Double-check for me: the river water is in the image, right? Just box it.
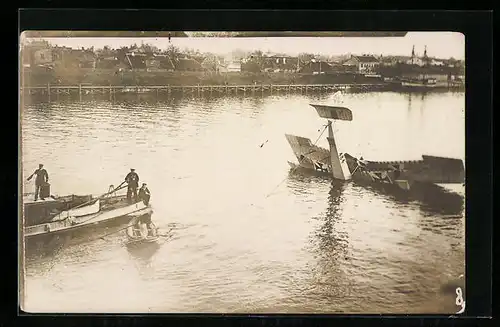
[21,90,465,314]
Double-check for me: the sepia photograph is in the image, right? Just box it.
[19,31,466,314]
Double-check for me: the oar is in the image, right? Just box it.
[156,227,173,238]
[98,224,172,242]
[97,222,136,241]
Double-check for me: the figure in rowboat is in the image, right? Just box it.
[126,183,158,242]
[127,213,158,241]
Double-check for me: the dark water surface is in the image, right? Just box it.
[21,91,465,313]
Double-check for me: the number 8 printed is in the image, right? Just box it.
[455,287,465,314]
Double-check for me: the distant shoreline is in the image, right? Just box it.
[22,69,464,91]
[23,69,384,87]
[21,84,464,102]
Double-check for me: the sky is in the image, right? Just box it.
[25,32,465,60]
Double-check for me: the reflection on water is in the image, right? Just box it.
[22,91,465,313]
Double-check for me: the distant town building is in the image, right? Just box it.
[406,45,431,67]
[299,60,333,74]
[125,52,147,69]
[201,55,228,73]
[50,47,96,69]
[329,62,356,73]
[145,58,161,70]
[342,55,380,73]
[22,40,53,68]
[96,56,122,70]
[430,59,445,66]
[148,54,175,71]
[378,55,401,67]
[33,48,53,66]
[261,56,299,72]
[174,58,203,72]
[226,61,241,72]
[143,54,175,71]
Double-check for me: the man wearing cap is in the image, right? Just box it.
[138,183,151,205]
[27,164,49,201]
[124,168,140,202]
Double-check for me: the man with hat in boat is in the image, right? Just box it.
[27,164,49,201]
[124,168,140,203]
[138,183,151,205]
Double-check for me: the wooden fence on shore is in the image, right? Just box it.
[20,83,389,99]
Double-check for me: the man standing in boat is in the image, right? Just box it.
[125,168,140,203]
[138,183,151,205]
[26,164,49,201]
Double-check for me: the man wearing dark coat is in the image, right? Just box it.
[138,183,151,206]
[27,164,49,201]
[125,168,140,202]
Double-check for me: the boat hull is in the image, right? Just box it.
[23,199,153,258]
[401,82,438,88]
[24,201,151,238]
[24,214,135,258]
[23,194,94,226]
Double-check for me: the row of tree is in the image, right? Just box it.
[24,39,344,66]
[23,39,464,76]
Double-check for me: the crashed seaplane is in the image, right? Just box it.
[285,104,465,208]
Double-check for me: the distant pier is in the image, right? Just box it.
[20,83,389,98]
[20,83,464,101]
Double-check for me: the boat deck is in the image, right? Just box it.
[23,194,57,205]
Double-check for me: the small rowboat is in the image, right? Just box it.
[125,221,159,246]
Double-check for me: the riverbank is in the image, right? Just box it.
[23,68,387,87]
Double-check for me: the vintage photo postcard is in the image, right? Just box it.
[19,31,466,314]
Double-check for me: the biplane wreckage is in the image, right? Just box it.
[285,104,465,209]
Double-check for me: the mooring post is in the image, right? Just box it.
[79,84,82,101]
[47,83,51,102]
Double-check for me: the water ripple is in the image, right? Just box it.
[22,92,465,314]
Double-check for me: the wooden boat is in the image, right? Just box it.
[401,78,437,87]
[23,184,153,241]
[23,193,94,227]
[125,218,159,246]
[399,77,439,90]
[285,104,465,209]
